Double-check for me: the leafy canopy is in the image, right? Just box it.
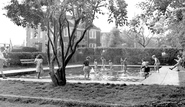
[4,0,128,29]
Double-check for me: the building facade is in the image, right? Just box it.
[26,22,101,52]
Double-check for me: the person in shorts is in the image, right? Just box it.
[83,56,91,79]
[152,55,160,73]
[141,61,150,79]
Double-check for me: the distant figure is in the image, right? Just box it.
[120,58,124,70]
[94,59,98,72]
[0,48,7,79]
[101,57,106,70]
[83,56,91,79]
[109,60,113,70]
[34,54,43,79]
[169,55,182,71]
[152,55,160,73]
[141,61,150,79]
[123,58,127,73]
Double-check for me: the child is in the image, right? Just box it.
[152,55,160,73]
[123,58,127,74]
[34,54,43,79]
[0,48,7,79]
[83,56,91,79]
[101,57,106,70]
[120,58,123,70]
[141,61,150,79]
[94,59,98,72]
[109,60,113,70]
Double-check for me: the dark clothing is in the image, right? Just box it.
[142,66,150,73]
[141,66,150,79]
[83,60,89,66]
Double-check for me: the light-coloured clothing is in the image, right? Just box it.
[0,52,6,68]
[34,58,43,73]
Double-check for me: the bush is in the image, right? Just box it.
[8,52,48,66]
[12,47,38,52]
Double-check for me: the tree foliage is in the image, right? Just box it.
[3,0,128,86]
[108,28,124,47]
[128,15,156,48]
[137,0,185,48]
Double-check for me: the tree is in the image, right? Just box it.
[128,15,155,48]
[4,0,128,86]
[137,0,185,48]
[108,27,124,47]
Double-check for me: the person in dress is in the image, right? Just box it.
[152,55,160,73]
[83,56,91,79]
[0,48,7,79]
[34,54,43,79]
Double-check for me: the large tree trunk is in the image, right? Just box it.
[49,60,66,86]
[49,68,66,86]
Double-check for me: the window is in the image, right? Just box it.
[89,30,96,39]
[89,43,96,48]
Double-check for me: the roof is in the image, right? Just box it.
[66,15,101,31]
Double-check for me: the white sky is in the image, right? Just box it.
[0,0,143,45]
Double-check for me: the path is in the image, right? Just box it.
[141,66,180,85]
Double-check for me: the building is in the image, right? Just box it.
[26,18,101,52]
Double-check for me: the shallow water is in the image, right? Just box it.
[14,67,146,82]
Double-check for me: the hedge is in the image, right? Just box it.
[8,52,48,66]
[71,48,181,65]
[7,48,181,66]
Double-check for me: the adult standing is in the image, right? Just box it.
[152,55,160,73]
[0,48,7,79]
[83,56,91,79]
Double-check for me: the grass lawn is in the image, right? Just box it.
[1,65,185,106]
[0,80,185,107]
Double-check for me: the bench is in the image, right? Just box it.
[20,59,35,65]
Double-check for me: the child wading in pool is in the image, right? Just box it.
[83,56,91,79]
[34,54,43,79]
[94,59,98,73]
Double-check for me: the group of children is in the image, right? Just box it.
[83,55,161,79]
